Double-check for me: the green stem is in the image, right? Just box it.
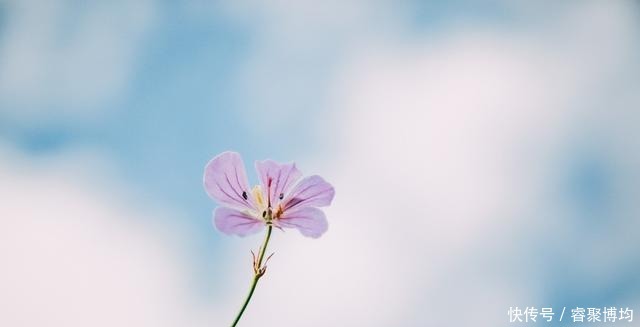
[230,225,273,327]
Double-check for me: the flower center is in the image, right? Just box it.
[251,184,285,221]
[251,185,273,222]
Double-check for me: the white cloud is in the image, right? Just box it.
[0,0,156,123]
[221,0,403,132]
[2,1,638,326]
[226,1,640,326]
[0,145,221,327]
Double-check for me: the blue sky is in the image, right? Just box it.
[1,1,640,326]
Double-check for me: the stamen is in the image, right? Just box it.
[267,177,273,208]
[275,205,283,219]
[242,191,248,200]
[251,185,264,207]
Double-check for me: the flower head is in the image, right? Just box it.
[204,151,335,238]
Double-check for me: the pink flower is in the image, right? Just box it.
[203,151,335,238]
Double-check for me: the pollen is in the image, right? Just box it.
[251,185,265,208]
[274,205,284,219]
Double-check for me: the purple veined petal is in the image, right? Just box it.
[204,151,255,210]
[255,159,302,207]
[213,207,265,237]
[282,175,335,211]
[277,207,328,238]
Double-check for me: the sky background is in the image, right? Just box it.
[1,1,639,326]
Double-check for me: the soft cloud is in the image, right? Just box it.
[2,1,638,326]
[0,0,155,123]
[227,1,640,326]
[221,0,402,132]
[0,146,219,327]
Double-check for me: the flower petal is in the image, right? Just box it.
[213,207,264,237]
[282,175,335,211]
[277,207,328,238]
[204,151,255,210]
[255,159,302,207]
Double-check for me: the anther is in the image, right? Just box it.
[242,191,248,200]
[279,193,284,200]
[262,210,266,218]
